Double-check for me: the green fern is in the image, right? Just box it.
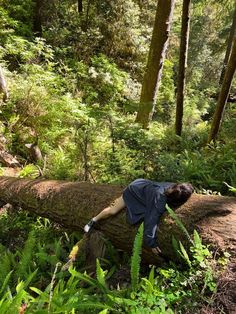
[0,271,12,298]
[98,310,109,314]
[0,272,36,313]
[96,259,108,291]
[171,235,180,254]
[166,205,193,244]
[131,223,144,291]
[193,230,202,250]
[68,268,98,288]
[16,230,36,280]
[148,266,155,286]
[179,241,192,267]
[19,164,40,179]
[54,238,64,260]
[0,252,12,288]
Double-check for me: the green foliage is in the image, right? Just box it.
[166,205,193,244]
[86,54,128,107]
[16,230,36,280]
[3,36,54,66]
[45,147,77,180]
[165,207,218,294]
[0,6,17,44]
[1,0,235,190]
[0,0,34,37]
[96,259,108,292]
[155,60,175,123]
[0,0,235,311]
[0,210,76,291]
[125,230,218,314]
[19,164,40,179]
[131,223,144,291]
[0,209,224,313]
[0,251,12,287]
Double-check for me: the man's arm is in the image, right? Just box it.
[143,189,166,250]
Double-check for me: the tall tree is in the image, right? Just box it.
[219,2,236,84]
[175,0,191,136]
[208,35,236,143]
[78,0,83,13]
[33,0,43,36]
[135,0,176,128]
[82,0,91,31]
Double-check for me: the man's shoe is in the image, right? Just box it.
[84,219,96,233]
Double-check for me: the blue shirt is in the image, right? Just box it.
[123,179,173,248]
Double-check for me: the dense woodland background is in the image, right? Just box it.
[0,0,236,313]
[0,0,235,191]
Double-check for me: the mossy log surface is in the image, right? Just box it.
[0,176,235,264]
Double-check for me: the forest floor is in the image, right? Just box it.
[215,258,236,314]
[0,202,236,313]
[201,256,236,314]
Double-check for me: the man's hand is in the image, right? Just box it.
[151,246,162,255]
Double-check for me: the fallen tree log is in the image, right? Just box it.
[0,176,235,264]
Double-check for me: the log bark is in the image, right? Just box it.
[0,176,235,264]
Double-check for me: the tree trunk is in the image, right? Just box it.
[175,0,191,136]
[78,0,83,13]
[82,0,91,31]
[219,3,236,85]
[135,0,176,128]
[208,35,236,143]
[33,0,43,37]
[0,176,235,264]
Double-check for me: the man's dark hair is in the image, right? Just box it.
[165,183,193,209]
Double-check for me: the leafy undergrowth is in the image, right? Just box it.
[0,207,229,314]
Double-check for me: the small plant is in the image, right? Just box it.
[19,164,40,179]
[224,182,236,193]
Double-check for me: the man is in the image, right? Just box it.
[84,179,193,255]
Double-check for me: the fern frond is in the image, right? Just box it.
[172,235,180,254]
[66,302,111,311]
[166,205,193,244]
[193,230,202,250]
[148,266,155,286]
[16,230,36,280]
[179,241,191,267]
[131,223,144,291]
[0,252,12,287]
[69,268,98,287]
[0,271,13,297]
[96,259,108,291]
